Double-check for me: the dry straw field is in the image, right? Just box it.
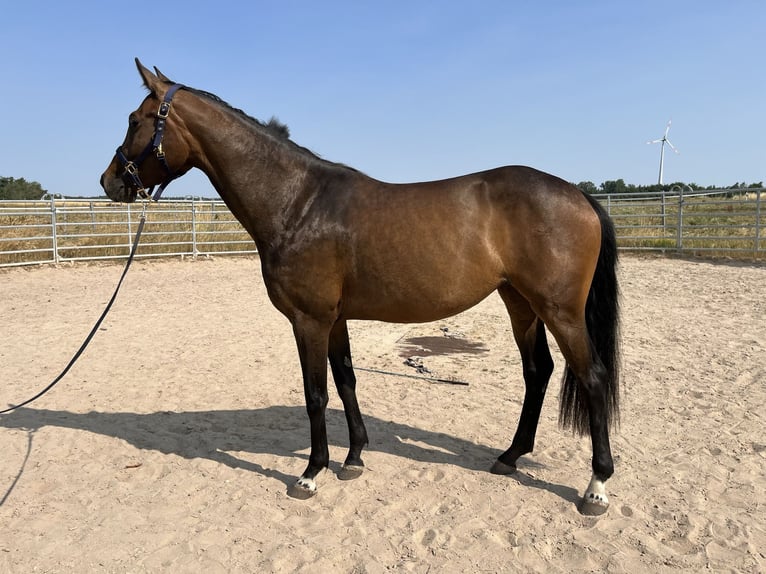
[0,200,255,266]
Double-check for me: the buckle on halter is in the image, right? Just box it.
[124,162,139,176]
[157,101,171,119]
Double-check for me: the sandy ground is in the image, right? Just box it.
[0,255,764,573]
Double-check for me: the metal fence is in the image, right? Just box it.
[0,197,256,268]
[1,189,763,268]
[594,187,763,259]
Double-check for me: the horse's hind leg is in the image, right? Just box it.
[544,314,615,516]
[491,285,554,475]
[328,318,369,480]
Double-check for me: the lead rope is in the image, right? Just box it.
[0,202,149,415]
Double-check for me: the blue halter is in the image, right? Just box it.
[115,83,184,201]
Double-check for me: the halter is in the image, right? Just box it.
[115,83,184,201]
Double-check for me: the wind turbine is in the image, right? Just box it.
[647,120,679,185]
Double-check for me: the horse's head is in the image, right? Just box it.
[100,59,192,202]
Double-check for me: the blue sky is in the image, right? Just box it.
[1,1,763,198]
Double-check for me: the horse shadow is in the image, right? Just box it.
[0,405,580,506]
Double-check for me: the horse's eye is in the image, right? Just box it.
[128,116,139,129]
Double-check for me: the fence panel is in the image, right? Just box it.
[0,198,257,268]
[594,189,763,259]
[0,200,56,267]
[1,190,763,268]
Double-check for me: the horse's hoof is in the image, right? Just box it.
[287,477,318,500]
[338,464,364,481]
[579,475,609,515]
[578,497,609,516]
[490,460,517,475]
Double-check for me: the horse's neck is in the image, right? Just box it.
[184,101,312,250]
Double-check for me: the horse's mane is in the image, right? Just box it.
[185,87,289,139]
[182,85,361,174]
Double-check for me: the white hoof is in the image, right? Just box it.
[288,476,318,500]
[579,474,610,516]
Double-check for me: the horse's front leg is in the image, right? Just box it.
[289,316,332,499]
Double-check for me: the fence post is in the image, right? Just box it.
[191,198,198,258]
[755,189,762,257]
[50,194,60,264]
[126,203,133,258]
[89,201,96,232]
[676,187,684,253]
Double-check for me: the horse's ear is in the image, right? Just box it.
[153,66,172,83]
[134,58,164,94]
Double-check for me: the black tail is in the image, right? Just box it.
[559,192,621,436]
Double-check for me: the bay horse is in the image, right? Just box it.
[101,60,621,515]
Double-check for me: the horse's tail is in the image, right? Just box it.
[559,192,621,436]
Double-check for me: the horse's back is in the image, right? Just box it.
[331,165,601,322]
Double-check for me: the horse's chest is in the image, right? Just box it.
[260,248,345,321]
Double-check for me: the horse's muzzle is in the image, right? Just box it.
[100,165,137,203]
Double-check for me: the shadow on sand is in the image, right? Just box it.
[0,405,580,507]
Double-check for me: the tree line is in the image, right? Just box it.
[0,176,48,200]
[576,179,764,195]
[2,174,763,201]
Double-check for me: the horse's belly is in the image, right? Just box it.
[342,267,501,323]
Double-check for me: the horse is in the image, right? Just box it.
[101,59,621,516]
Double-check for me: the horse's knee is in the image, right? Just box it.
[305,391,329,416]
